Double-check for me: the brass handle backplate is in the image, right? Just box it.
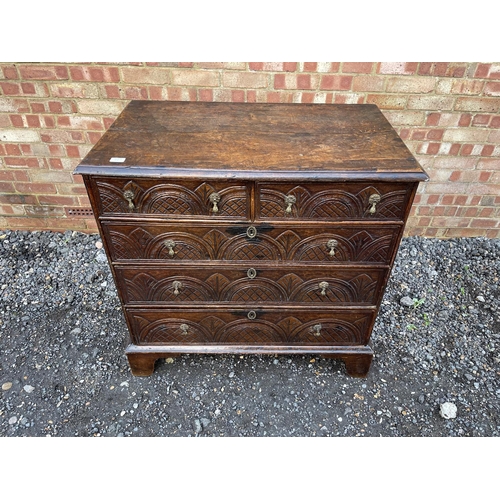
[209,192,221,213]
[311,324,322,336]
[165,239,176,257]
[247,310,257,320]
[326,239,338,257]
[368,194,381,214]
[180,324,189,335]
[123,189,135,210]
[284,194,296,214]
[173,280,182,296]
[318,281,329,296]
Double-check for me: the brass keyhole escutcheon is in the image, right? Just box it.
[246,226,257,239]
[247,310,257,320]
[284,194,296,215]
[247,268,257,279]
[209,192,221,213]
[123,189,135,210]
[173,280,182,296]
[165,239,176,257]
[369,193,381,214]
[318,281,329,296]
[326,239,338,257]
[312,324,322,336]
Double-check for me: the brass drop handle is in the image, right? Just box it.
[318,281,329,296]
[180,324,189,335]
[123,189,135,210]
[247,310,257,320]
[172,280,182,296]
[326,239,338,257]
[369,194,381,214]
[312,324,322,336]
[209,192,221,213]
[284,195,296,214]
[165,239,176,257]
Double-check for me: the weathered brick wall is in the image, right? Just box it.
[0,62,499,237]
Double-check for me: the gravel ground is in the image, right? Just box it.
[0,229,499,437]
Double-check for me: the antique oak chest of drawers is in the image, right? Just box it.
[75,101,428,377]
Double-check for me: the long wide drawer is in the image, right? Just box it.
[101,221,401,264]
[125,307,375,346]
[115,265,386,306]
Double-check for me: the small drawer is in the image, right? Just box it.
[256,182,412,221]
[125,308,375,346]
[92,177,251,219]
[115,265,386,305]
[102,221,401,264]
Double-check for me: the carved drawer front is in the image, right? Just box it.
[92,177,250,219]
[125,308,375,346]
[257,182,411,221]
[101,222,400,264]
[115,265,385,305]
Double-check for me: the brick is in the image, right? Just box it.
[342,62,373,73]
[366,94,407,109]
[123,86,148,99]
[15,182,57,194]
[40,130,86,143]
[0,82,21,95]
[442,128,490,142]
[474,63,490,78]
[470,218,498,228]
[352,75,385,92]
[386,76,436,93]
[1,64,18,79]
[407,95,454,110]
[77,99,127,115]
[477,158,500,170]
[197,62,246,70]
[29,170,73,183]
[166,87,196,101]
[455,97,500,113]
[297,74,313,89]
[445,228,487,238]
[171,70,219,87]
[198,89,213,101]
[447,79,485,95]
[9,114,25,127]
[484,82,500,96]
[69,65,120,82]
[482,145,495,156]
[378,62,418,75]
[320,75,352,90]
[471,114,491,127]
[18,64,69,80]
[120,67,170,84]
[0,129,40,142]
[382,110,425,127]
[50,83,100,98]
[303,63,317,72]
[223,72,268,88]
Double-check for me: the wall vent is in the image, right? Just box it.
[66,207,94,217]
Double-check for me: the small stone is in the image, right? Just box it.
[400,296,414,307]
[439,402,457,419]
[95,241,103,249]
[476,296,485,302]
[9,417,17,425]
[23,385,35,393]
[193,419,203,434]
[2,382,12,391]
[200,418,211,429]
[228,372,234,378]
[70,328,82,335]
[418,395,425,404]
[120,381,129,387]
[165,358,174,364]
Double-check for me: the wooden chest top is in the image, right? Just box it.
[75,101,428,182]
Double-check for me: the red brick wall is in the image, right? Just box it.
[1,62,499,237]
